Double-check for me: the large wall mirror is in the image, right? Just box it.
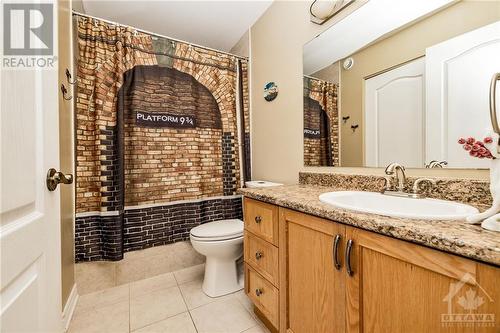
[303,0,500,168]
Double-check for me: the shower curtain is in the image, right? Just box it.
[303,76,339,166]
[74,16,250,262]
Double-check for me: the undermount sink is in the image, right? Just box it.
[319,191,479,221]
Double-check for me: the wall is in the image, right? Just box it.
[58,0,75,310]
[250,0,491,183]
[250,1,361,184]
[311,61,340,85]
[340,0,500,166]
[230,30,250,58]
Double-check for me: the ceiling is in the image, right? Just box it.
[80,0,273,52]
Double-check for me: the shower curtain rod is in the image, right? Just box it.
[72,11,248,61]
[303,74,323,80]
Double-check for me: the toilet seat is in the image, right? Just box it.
[190,219,243,242]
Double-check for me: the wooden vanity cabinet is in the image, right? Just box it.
[243,198,280,331]
[244,199,499,333]
[345,227,493,333]
[279,208,346,333]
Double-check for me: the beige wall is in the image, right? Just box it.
[230,30,250,58]
[71,0,85,13]
[311,61,340,85]
[250,0,492,183]
[250,1,363,184]
[340,0,500,166]
[58,0,75,309]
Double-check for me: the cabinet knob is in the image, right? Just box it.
[255,288,263,297]
[255,251,263,260]
[255,216,262,224]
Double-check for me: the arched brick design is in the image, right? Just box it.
[74,17,248,261]
[76,18,158,214]
[303,77,339,166]
[172,44,240,195]
[304,97,332,166]
[120,65,224,205]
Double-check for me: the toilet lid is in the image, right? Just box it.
[190,219,243,240]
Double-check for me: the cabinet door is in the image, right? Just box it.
[280,208,346,333]
[345,227,494,333]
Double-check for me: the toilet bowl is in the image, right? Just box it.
[190,219,244,297]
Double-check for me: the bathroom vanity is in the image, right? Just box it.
[240,178,500,333]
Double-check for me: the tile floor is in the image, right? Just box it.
[68,264,270,333]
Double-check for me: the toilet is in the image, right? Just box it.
[190,219,244,297]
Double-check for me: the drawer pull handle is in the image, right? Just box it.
[346,239,354,276]
[333,234,341,270]
[255,251,263,260]
[255,288,263,297]
[255,216,262,224]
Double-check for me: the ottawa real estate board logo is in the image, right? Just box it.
[2,2,57,68]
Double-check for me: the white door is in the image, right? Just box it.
[364,57,425,167]
[0,2,62,332]
[426,21,500,168]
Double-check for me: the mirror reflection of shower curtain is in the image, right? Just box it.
[303,76,339,167]
[73,15,250,262]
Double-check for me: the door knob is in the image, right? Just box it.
[46,168,73,191]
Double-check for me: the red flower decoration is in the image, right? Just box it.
[458,136,495,160]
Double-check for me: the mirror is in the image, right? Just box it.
[303,0,500,168]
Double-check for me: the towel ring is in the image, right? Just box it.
[490,73,500,134]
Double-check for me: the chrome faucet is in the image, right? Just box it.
[382,162,437,199]
[383,162,407,194]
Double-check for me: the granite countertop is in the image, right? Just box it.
[238,184,500,266]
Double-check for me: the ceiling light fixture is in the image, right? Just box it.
[310,0,356,25]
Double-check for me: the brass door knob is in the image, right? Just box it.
[255,216,262,224]
[46,168,73,191]
[255,251,263,260]
[255,288,263,297]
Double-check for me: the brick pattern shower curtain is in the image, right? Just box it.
[74,16,250,262]
[303,77,339,166]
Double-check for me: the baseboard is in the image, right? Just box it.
[61,284,79,332]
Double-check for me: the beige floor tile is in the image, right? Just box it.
[173,264,205,285]
[179,279,233,310]
[233,290,253,314]
[75,261,116,295]
[242,325,271,333]
[130,285,187,331]
[76,284,129,313]
[130,272,177,298]
[68,300,129,333]
[190,297,257,333]
[132,312,197,333]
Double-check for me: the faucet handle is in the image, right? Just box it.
[411,178,437,198]
[381,176,394,193]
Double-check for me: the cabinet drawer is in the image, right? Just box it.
[244,231,279,287]
[244,198,279,246]
[245,265,279,329]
